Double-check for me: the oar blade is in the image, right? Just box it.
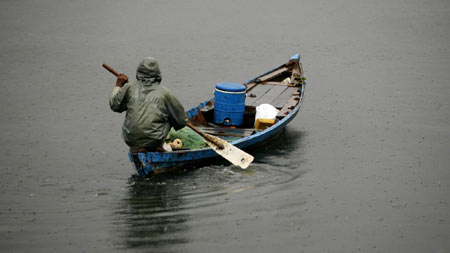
[204,134,254,169]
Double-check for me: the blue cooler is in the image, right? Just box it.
[214,82,246,126]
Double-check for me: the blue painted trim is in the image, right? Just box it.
[186,100,212,119]
[290,53,300,62]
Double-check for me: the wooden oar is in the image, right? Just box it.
[103,63,254,169]
[186,122,224,148]
[186,123,253,169]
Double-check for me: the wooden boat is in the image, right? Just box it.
[129,54,306,176]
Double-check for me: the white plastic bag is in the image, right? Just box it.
[255,104,279,123]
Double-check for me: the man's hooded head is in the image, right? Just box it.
[136,57,162,84]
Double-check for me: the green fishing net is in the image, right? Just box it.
[165,127,208,150]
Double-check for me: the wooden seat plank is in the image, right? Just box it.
[271,87,299,108]
[245,84,274,106]
[253,85,288,106]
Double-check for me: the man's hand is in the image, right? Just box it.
[116,74,129,87]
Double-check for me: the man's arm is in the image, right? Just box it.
[109,74,130,113]
[164,91,188,130]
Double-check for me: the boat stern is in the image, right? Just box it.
[128,152,152,177]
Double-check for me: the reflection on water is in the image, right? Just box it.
[113,128,306,251]
[114,176,190,251]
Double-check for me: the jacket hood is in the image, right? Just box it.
[136,57,162,84]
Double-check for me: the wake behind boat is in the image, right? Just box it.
[130,54,306,176]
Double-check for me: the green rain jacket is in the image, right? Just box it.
[110,57,188,149]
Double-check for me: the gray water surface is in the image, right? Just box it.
[1,0,449,252]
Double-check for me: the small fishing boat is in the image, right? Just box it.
[129,53,306,176]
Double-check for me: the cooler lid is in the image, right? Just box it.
[215,82,246,92]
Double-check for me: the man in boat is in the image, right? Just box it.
[109,57,188,153]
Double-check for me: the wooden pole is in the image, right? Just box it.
[102,63,120,77]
